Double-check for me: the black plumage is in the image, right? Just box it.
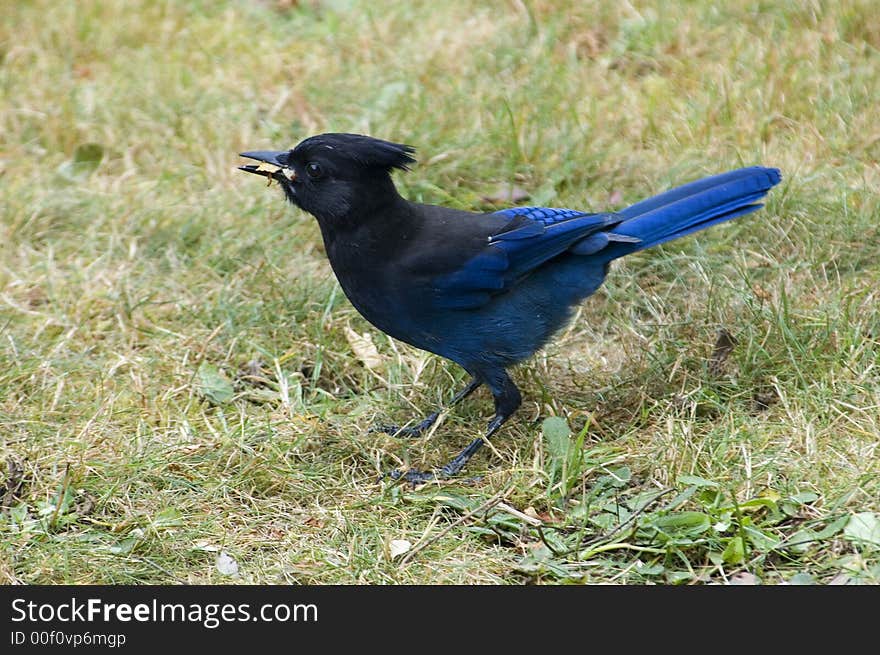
[240,133,781,482]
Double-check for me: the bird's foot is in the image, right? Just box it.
[371,412,440,438]
[384,468,483,486]
[383,438,486,485]
[386,468,438,485]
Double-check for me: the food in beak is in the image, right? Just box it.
[238,162,296,185]
[256,162,282,174]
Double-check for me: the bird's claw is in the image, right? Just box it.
[386,468,439,485]
[382,436,487,485]
[370,412,440,439]
[371,424,423,438]
[383,467,483,486]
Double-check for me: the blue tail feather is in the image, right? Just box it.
[603,166,781,260]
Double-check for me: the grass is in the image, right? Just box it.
[1,0,878,584]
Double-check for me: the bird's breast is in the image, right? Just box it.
[324,239,433,340]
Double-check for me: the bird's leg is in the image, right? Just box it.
[434,413,511,478]
[375,377,482,438]
[390,371,521,484]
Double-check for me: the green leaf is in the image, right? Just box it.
[653,511,711,531]
[421,492,477,512]
[735,497,779,513]
[843,512,880,548]
[36,485,76,528]
[541,416,571,473]
[665,570,694,584]
[151,507,183,530]
[56,142,105,183]
[663,485,698,512]
[608,465,631,485]
[108,528,144,555]
[785,515,849,552]
[676,474,720,488]
[719,495,781,521]
[785,529,816,554]
[72,143,104,173]
[790,491,820,504]
[787,572,815,585]
[722,536,745,564]
[637,562,664,576]
[589,512,619,531]
[196,361,234,404]
[8,502,31,529]
[650,511,711,542]
[743,523,780,551]
[814,514,849,540]
[109,536,140,555]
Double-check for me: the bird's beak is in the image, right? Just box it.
[238,150,296,183]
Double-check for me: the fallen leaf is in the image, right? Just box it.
[239,359,266,379]
[73,491,96,517]
[196,361,234,404]
[389,539,412,559]
[786,572,815,585]
[216,551,239,576]
[272,0,301,13]
[304,516,325,528]
[193,540,220,552]
[263,526,286,540]
[1,457,25,508]
[844,512,880,547]
[344,327,383,370]
[73,64,94,79]
[752,283,772,301]
[708,328,738,377]
[25,286,48,307]
[56,142,104,183]
[574,29,606,58]
[752,389,778,412]
[728,571,759,585]
[828,572,853,585]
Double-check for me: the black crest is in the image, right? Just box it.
[292,133,416,172]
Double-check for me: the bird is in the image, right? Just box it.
[239,133,781,483]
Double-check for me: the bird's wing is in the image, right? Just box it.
[430,207,635,310]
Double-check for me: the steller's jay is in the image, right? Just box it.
[239,133,781,483]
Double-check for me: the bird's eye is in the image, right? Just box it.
[306,162,323,179]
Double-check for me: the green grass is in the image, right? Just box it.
[1,0,878,584]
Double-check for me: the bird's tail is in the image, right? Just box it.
[603,166,782,260]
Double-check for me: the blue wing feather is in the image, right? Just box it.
[495,206,594,226]
[432,207,620,309]
[429,167,781,312]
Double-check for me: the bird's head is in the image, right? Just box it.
[239,133,415,225]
